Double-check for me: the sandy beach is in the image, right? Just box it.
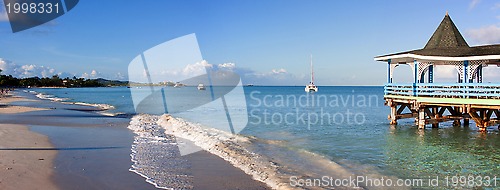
[0,91,270,190]
[0,95,57,190]
[0,94,47,114]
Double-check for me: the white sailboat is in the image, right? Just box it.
[197,83,206,90]
[305,55,318,93]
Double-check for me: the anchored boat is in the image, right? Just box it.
[197,83,206,90]
[305,55,318,92]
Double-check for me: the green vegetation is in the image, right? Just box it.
[0,69,128,88]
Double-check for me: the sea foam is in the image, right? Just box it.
[129,114,404,190]
[35,92,70,102]
[128,114,193,190]
[129,114,312,190]
[33,91,115,111]
[156,114,292,190]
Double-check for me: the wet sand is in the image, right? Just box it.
[186,151,269,190]
[0,95,57,190]
[0,94,48,114]
[0,90,270,189]
[0,124,59,190]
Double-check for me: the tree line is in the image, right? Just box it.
[0,69,128,88]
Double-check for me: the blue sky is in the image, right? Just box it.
[1,0,500,85]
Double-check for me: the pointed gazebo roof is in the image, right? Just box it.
[423,12,469,49]
[375,13,500,62]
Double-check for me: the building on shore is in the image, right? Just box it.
[375,12,500,131]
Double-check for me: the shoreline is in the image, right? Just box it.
[0,94,58,190]
[1,90,270,189]
[129,114,271,190]
[26,87,381,189]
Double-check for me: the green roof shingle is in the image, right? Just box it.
[423,13,469,49]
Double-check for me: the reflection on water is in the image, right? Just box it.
[385,123,499,185]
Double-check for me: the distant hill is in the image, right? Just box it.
[95,78,129,87]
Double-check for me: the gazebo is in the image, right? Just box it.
[375,12,500,131]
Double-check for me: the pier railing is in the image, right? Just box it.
[385,83,500,99]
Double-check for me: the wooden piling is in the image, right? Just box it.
[418,108,426,129]
[390,103,397,125]
[384,94,500,132]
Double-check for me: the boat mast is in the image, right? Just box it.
[310,54,314,84]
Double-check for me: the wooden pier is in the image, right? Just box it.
[384,83,500,131]
[375,12,500,131]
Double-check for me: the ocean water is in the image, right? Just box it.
[32,87,135,114]
[30,86,500,189]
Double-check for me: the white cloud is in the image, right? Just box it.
[0,58,57,78]
[218,63,236,69]
[182,60,212,76]
[466,25,500,45]
[80,73,88,78]
[81,69,105,79]
[178,61,304,85]
[131,59,303,85]
[1,57,304,85]
[469,0,481,10]
[144,60,214,82]
[0,58,130,81]
[57,72,76,79]
[271,68,287,74]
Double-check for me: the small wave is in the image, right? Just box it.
[70,102,115,110]
[128,114,194,190]
[99,112,133,118]
[128,114,328,189]
[35,93,70,102]
[156,114,293,189]
[32,91,115,112]
[129,114,407,190]
[129,114,311,189]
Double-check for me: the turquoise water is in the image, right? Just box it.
[31,86,500,188]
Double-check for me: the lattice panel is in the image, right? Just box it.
[468,60,488,80]
[470,60,488,65]
[417,62,433,81]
